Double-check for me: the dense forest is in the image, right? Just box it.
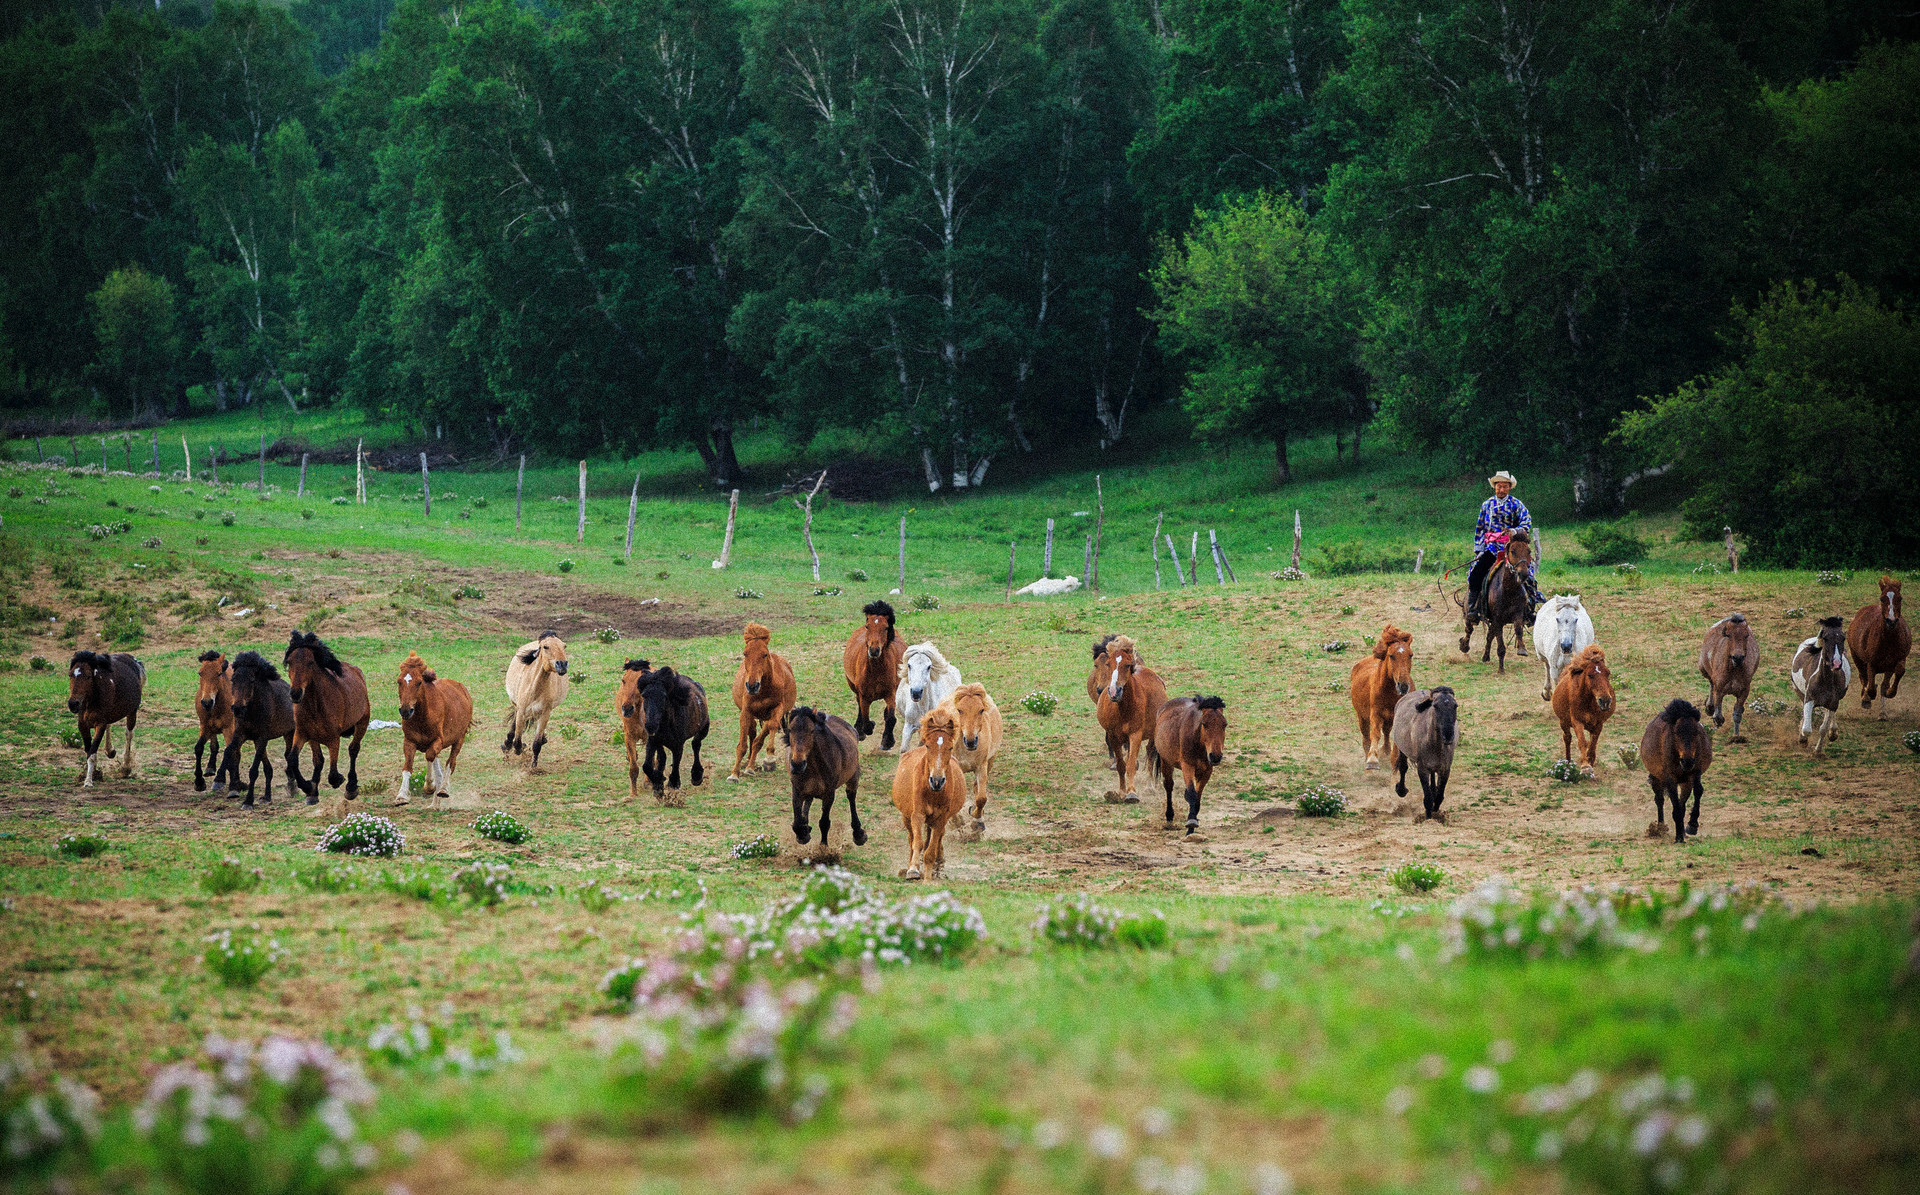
[1,0,1915,559]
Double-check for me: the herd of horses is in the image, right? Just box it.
[60,576,1909,873]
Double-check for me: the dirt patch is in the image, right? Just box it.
[467,575,736,641]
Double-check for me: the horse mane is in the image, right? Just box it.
[1724,612,1746,625]
[782,704,831,742]
[197,649,223,663]
[1428,685,1455,698]
[231,651,280,682]
[285,631,345,676]
[401,650,427,671]
[1371,625,1409,657]
[539,629,559,642]
[69,650,110,669]
[1194,695,1226,712]
[1819,615,1844,630]
[624,659,651,673]
[1107,634,1136,659]
[862,600,897,642]
[898,641,958,684]
[1657,698,1701,725]
[1091,633,1118,660]
[1882,574,1899,589]
[1509,531,1532,545]
[744,622,772,644]
[639,664,677,689]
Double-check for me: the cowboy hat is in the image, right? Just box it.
[1487,471,1518,488]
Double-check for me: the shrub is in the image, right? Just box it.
[219,511,235,526]
[735,587,763,599]
[557,559,574,573]
[1270,566,1307,581]
[142,535,163,548]
[379,868,441,902]
[593,626,622,643]
[1905,730,1920,754]
[330,496,349,505]
[473,810,529,845]
[1020,690,1060,716]
[1296,783,1347,817]
[1439,877,1784,964]
[912,593,940,610]
[316,812,404,858]
[368,1012,521,1076]
[1816,569,1845,586]
[1616,744,1641,770]
[731,834,780,860]
[0,1036,101,1181]
[1322,640,1348,653]
[29,657,49,671]
[300,509,314,520]
[1574,518,1649,564]
[578,884,627,913]
[295,862,361,893]
[202,929,284,987]
[846,568,869,582]
[811,586,842,596]
[1615,562,1643,587]
[470,496,489,509]
[454,583,484,599]
[1548,759,1584,782]
[134,1034,376,1192]
[1032,894,1169,949]
[56,834,108,859]
[450,862,512,907]
[1388,861,1447,894]
[201,857,264,896]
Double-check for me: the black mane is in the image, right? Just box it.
[1195,695,1226,711]
[230,651,280,682]
[624,658,652,673]
[862,600,895,624]
[284,630,345,676]
[1091,633,1118,659]
[1658,698,1701,724]
[197,649,223,663]
[1819,615,1844,630]
[68,650,109,669]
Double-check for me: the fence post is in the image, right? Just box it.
[897,514,906,592]
[150,430,158,474]
[624,473,640,559]
[182,437,191,481]
[1189,532,1199,584]
[1091,474,1104,594]
[420,452,431,516]
[1291,510,1302,570]
[1151,512,1164,590]
[1043,518,1054,576]
[35,437,43,463]
[123,435,131,471]
[717,488,739,567]
[210,444,219,485]
[69,436,76,464]
[297,454,308,498]
[1006,541,1016,603]
[795,469,827,582]
[576,460,586,542]
[1167,534,1187,586]
[258,433,266,491]
[355,439,364,503]
[1083,533,1092,582]
[1209,530,1226,584]
[1724,526,1738,574]
[100,438,107,471]
[1414,547,1425,574]
[515,454,524,529]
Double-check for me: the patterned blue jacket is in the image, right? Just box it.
[1473,494,1533,556]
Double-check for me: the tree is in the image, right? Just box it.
[1147,192,1365,483]
[1613,279,1920,568]
[89,265,179,417]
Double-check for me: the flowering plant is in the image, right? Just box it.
[201,857,264,895]
[1020,690,1060,716]
[367,1006,522,1077]
[1387,861,1447,894]
[204,929,285,988]
[1,1034,100,1182]
[1440,877,1785,964]
[1296,782,1347,817]
[450,862,512,907]
[472,810,529,845]
[730,834,780,860]
[1032,894,1168,949]
[56,833,108,859]
[315,813,403,858]
[1548,759,1584,782]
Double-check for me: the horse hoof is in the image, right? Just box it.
[1458,638,1471,653]
[972,819,985,834]
[853,829,868,846]
[393,795,409,806]
[1102,790,1124,803]
[1731,735,1748,744]
[726,772,740,783]
[194,778,207,792]
[306,796,319,806]
[1364,760,1379,771]
[1123,793,1140,804]
[1646,821,1664,838]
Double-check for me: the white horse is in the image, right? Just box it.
[1532,594,1595,701]
[894,642,962,752]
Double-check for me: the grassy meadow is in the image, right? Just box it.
[1,412,1917,1194]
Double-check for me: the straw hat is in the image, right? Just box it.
[1487,470,1518,489]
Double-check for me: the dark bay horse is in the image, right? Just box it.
[842,601,904,749]
[283,631,371,803]
[1641,699,1713,844]
[192,650,238,793]
[783,706,865,847]
[1848,575,1910,719]
[1146,695,1227,837]
[67,651,144,788]
[638,665,710,804]
[222,651,296,808]
[1456,535,1532,673]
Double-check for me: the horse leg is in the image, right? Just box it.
[626,731,641,800]
[1888,664,1905,702]
[502,707,521,756]
[78,723,98,788]
[1572,722,1592,774]
[851,688,872,740]
[817,787,834,844]
[644,741,666,800]
[1161,752,1176,823]
[397,737,416,805]
[1647,778,1668,838]
[100,722,114,760]
[729,707,754,780]
[1394,748,1411,800]
[1799,700,1814,745]
[244,740,266,808]
[1180,761,1202,833]
[1357,709,1377,770]
[194,729,210,791]
[792,788,813,844]
[972,755,991,831]
[1857,661,1874,710]
[1686,774,1703,839]
[667,741,685,803]
[900,806,923,880]
[1494,619,1507,673]
[1121,732,1144,799]
[1560,718,1573,764]
[342,724,362,799]
[1730,691,1747,742]
[880,699,897,752]
[689,729,706,787]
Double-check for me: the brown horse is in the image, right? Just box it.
[729,622,796,780]
[1551,645,1616,775]
[783,706,865,847]
[1349,626,1413,770]
[1086,634,1119,705]
[1456,535,1533,672]
[395,650,473,806]
[223,651,295,808]
[192,650,238,793]
[617,659,653,800]
[67,651,144,788]
[889,706,963,880]
[1641,698,1712,844]
[1146,695,1227,837]
[283,631,371,804]
[843,600,904,749]
[1699,613,1760,742]
[1095,635,1167,803]
[1848,575,1910,719]
[936,683,1003,835]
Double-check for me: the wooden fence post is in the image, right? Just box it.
[1414,547,1425,574]
[1151,512,1164,590]
[182,437,191,481]
[355,439,364,503]
[1083,534,1092,583]
[68,435,76,464]
[1724,526,1738,573]
[576,460,586,542]
[1091,475,1104,594]
[514,454,524,529]
[794,469,827,581]
[258,433,266,491]
[1209,530,1226,584]
[297,454,308,497]
[1167,534,1187,586]
[210,444,219,485]
[897,514,906,591]
[717,488,739,567]
[1043,518,1054,576]
[625,473,640,558]
[420,452,431,516]
[1291,510,1302,570]
[34,436,43,463]
[98,437,106,471]
[123,435,131,470]
[1189,532,1199,584]
[150,431,158,474]
[1005,541,1016,603]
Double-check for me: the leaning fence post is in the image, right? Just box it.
[625,473,640,558]
[1091,474,1104,594]
[717,488,739,567]
[420,452,431,516]
[1291,510,1302,570]
[1209,529,1226,585]
[897,514,907,591]
[1151,512,1164,590]
[210,444,219,485]
[1167,534,1187,586]
[258,433,266,491]
[1005,541,1016,603]
[1043,518,1054,576]
[355,439,364,504]
[1083,533,1092,583]
[514,454,524,529]
[297,454,308,497]
[182,437,191,480]
[1414,547,1425,575]
[576,460,587,542]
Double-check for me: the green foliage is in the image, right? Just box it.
[1573,518,1649,564]
[202,929,284,988]
[56,834,107,859]
[1549,759,1585,782]
[911,593,940,610]
[0,1038,101,1182]
[450,862,511,907]
[88,267,179,418]
[200,857,264,896]
[316,813,404,857]
[729,835,779,861]
[1296,783,1346,817]
[1315,540,1416,575]
[1388,861,1447,895]
[1019,690,1059,716]
[1032,894,1168,949]
[576,884,627,913]
[295,862,363,894]
[472,811,528,846]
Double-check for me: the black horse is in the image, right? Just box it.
[782,706,866,847]
[221,651,297,808]
[637,666,710,804]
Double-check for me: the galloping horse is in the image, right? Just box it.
[1641,699,1713,844]
[67,651,144,788]
[729,623,796,779]
[192,650,238,793]
[783,706,865,848]
[1349,625,1413,770]
[1146,695,1227,837]
[1095,635,1167,803]
[1455,534,1533,673]
[395,650,473,806]
[223,651,295,808]
[637,665,710,804]
[283,631,371,803]
[842,601,905,749]
[1699,613,1760,742]
[1847,575,1910,719]
[1792,617,1852,755]
[889,706,963,881]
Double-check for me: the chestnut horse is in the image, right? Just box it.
[936,683,1003,836]
[67,651,144,788]
[1095,635,1167,803]
[729,622,796,779]
[1349,626,1413,770]
[1456,535,1533,673]
[889,706,962,880]
[843,600,904,749]
[223,651,295,808]
[283,631,371,804]
[1086,634,1119,705]
[1146,695,1227,837]
[1551,645,1616,775]
[1699,613,1759,742]
[784,706,865,847]
[1641,699,1712,844]
[1848,575,1910,719]
[617,659,653,800]
[395,650,473,806]
[192,650,238,793]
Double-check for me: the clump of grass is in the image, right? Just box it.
[1340,603,1356,615]
[1296,783,1347,817]
[141,536,162,548]
[811,586,842,596]
[470,496,489,509]
[1905,730,1920,754]
[735,587,763,599]
[202,928,284,987]
[593,626,621,643]
[380,868,442,902]
[473,810,529,845]
[1321,640,1348,653]
[1616,744,1641,770]
[300,509,314,520]
[1548,759,1584,782]
[454,583,484,599]
[912,593,940,610]
[578,884,627,913]
[219,511,235,526]
[451,862,512,907]
[1815,570,1844,586]
[1271,566,1307,581]
[730,834,780,860]
[56,833,108,859]
[1439,876,1784,964]
[1020,690,1060,716]
[29,656,50,671]
[296,861,362,892]
[846,568,869,582]
[201,856,264,895]
[557,559,574,573]
[316,812,405,858]
[1032,894,1168,949]
[1388,861,1447,894]
[331,496,349,506]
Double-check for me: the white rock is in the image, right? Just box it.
[1015,575,1082,597]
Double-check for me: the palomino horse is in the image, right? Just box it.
[1699,613,1760,742]
[729,622,796,779]
[283,631,371,803]
[503,633,569,769]
[889,706,963,880]
[637,665,709,804]
[935,683,1003,836]
[223,651,295,808]
[1146,695,1227,838]
[1348,625,1413,770]
[783,706,865,847]
[1641,699,1713,844]
[1551,645,1616,775]
[1792,617,1852,754]
[67,651,144,788]
[1847,575,1910,719]
[842,601,905,749]
[395,650,473,806]
[192,650,238,793]
[1095,635,1167,803]
[1455,535,1533,673]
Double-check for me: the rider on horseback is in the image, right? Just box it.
[1467,471,1544,620]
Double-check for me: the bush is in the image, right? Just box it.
[1315,540,1417,575]
[578,884,627,913]
[1905,730,1920,754]
[1548,759,1584,782]
[294,862,362,893]
[912,593,940,610]
[1020,690,1060,716]
[470,496,489,509]
[731,834,780,860]
[593,626,621,643]
[1439,877,1785,964]
[557,559,574,573]
[1032,894,1169,949]
[202,929,284,987]
[142,535,163,547]
[450,862,511,907]
[29,657,49,671]
[1296,783,1347,817]
[300,509,314,520]
[0,1035,101,1181]
[379,868,442,902]
[200,857,264,895]
[219,511,235,526]
[846,568,869,582]
[1573,518,1649,564]
[735,587,763,599]
[472,810,529,845]
[330,496,349,506]
[56,833,108,859]
[368,1013,520,1076]
[316,813,404,858]
[1388,861,1447,894]
[1816,569,1845,586]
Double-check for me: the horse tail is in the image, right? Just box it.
[1144,737,1160,773]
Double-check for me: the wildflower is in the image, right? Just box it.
[1462,1065,1500,1094]
[1088,1123,1126,1159]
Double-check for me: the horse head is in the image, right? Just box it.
[902,645,938,703]
[1374,626,1413,695]
[951,684,991,752]
[1718,613,1750,669]
[860,601,896,661]
[1426,686,1459,744]
[741,623,773,696]
[396,651,435,721]
[638,666,678,738]
[618,659,651,718]
[196,650,229,714]
[1104,635,1139,701]
[1570,646,1613,712]
[1817,616,1847,672]
[1505,534,1533,571]
[519,631,568,678]
[783,706,830,775]
[1194,695,1227,765]
[228,651,278,721]
[1660,699,1704,770]
[1553,599,1584,656]
[919,708,958,791]
[1880,576,1903,625]
[67,651,113,714]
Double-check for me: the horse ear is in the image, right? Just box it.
[1414,697,1433,712]
[518,650,537,665]
[422,669,437,683]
